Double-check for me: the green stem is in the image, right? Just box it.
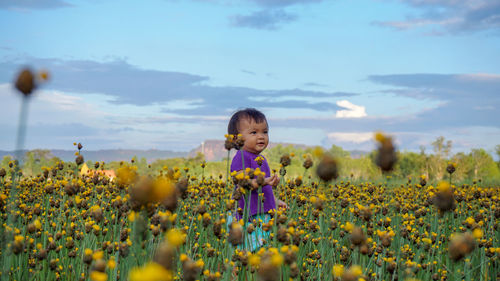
[226,150,230,189]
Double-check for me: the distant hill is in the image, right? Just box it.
[0,149,186,163]
[1,143,369,163]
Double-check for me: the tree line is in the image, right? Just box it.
[1,137,499,184]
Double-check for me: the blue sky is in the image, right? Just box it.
[0,0,499,153]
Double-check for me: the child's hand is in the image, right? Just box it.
[277,199,288,209]
[265,174,279,187]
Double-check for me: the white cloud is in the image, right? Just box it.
[459,73,500,82]
[37,91,84,111]
[473,105,495,110]
[327,132,373,144]
[375,18,461,30]
[335,100,367,118]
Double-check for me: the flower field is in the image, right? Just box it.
[0,147,498,281]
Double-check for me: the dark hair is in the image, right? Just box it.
[228,108,267,135]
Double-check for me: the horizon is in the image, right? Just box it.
[1,0,499,153]
[0,138,497,156]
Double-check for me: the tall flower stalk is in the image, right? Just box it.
[1,68,49,278]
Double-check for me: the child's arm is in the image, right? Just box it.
[276,198,287,209]
[266,174,288,209]
[247,174,279,189]
[264,174,279,187]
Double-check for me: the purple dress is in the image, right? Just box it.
[231,150,276,221]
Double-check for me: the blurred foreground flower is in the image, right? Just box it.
[446,162,456,175]
[449,232,476,261]
[15,68,50,96]
[350,226,366,246]
[181,256,203,281]
[374,132,397,172]
[129,175,178,211]
[333,264,364,281]
[316,153,338,182]
[116,164,138,188]
[258,249,283,281]
[129,262,173,281]
[154,229,185,271]
[228,222,243,246]
[90,271,107,281]
[433,182,456,213]
[15,69,35,96]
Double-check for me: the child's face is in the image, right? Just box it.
[238,118,269,154]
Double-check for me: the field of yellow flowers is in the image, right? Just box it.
[0,140,498,281]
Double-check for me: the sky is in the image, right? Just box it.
[0,0,499,154]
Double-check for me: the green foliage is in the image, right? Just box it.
[495,144,500,168]
[1,150,63,177]
[9,137,500,184]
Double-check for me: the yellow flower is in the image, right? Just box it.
[437,181,451,193]
[166,229,185,247]
[129,262,173,281]
[38,70,50,81]
[84,249,93,256]
[116,165,138,186]
[34,219,42,230]
[312,146,324,158]
[349,265,363,276]
[128,211,136,222]
[332,264,344,277]
[90,205,101,212]
[254,167,262,176]
[180,254,188,262]
[270,253,283,267]
[374,131,386,143]
[280,245,289,253]
[92,251,104,261]
[344,222,354,232]
[249,254,261,267]
[195,259,204,268]
[422,238,432,244]
[235,172,245,181]
[107,259,116,269]
[90,271,107,281]
[472,228,483,239]
[152,177,175,202]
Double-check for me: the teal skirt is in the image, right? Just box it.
[226,212,271,252]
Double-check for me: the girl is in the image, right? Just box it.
[227,108,286,252]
